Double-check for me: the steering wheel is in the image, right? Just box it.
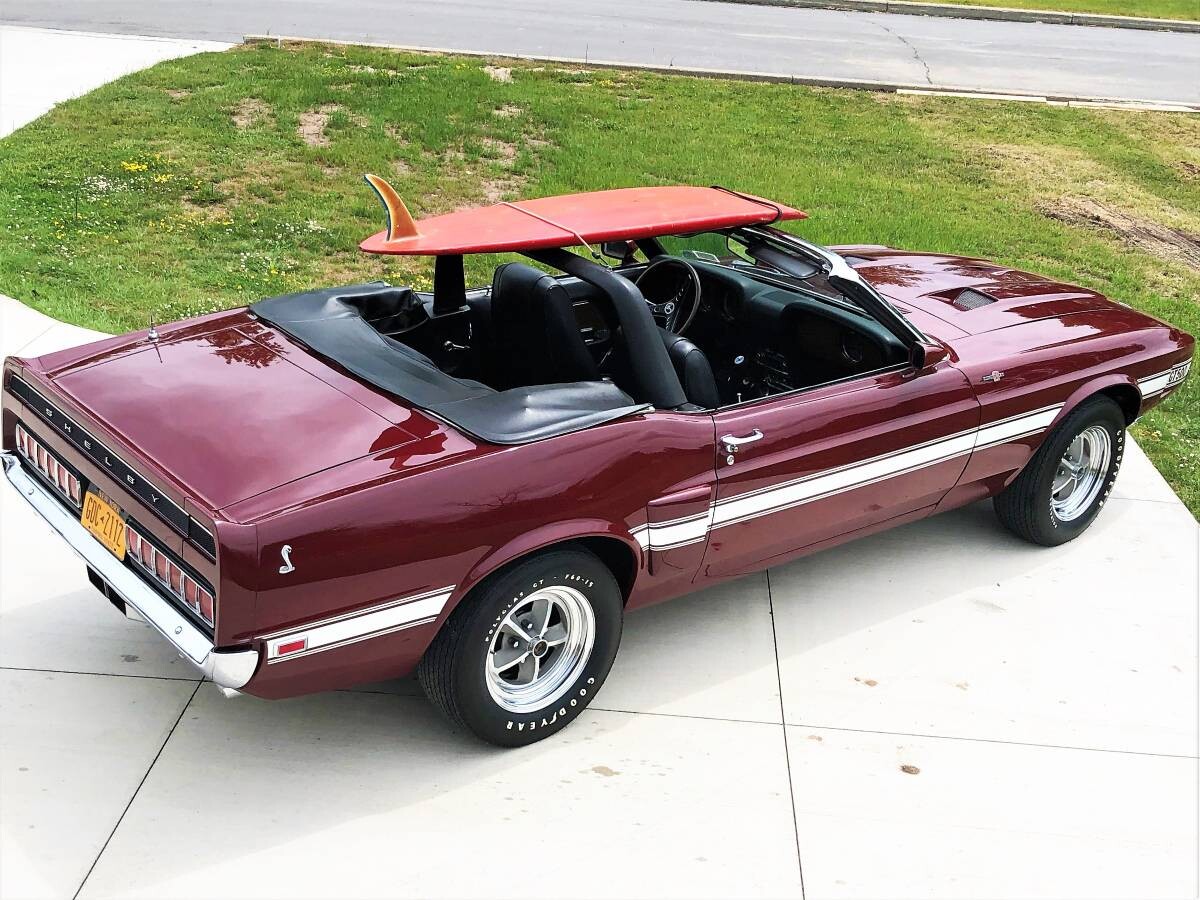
[634,256,702,334]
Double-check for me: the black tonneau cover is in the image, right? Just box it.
[251,283,648,445]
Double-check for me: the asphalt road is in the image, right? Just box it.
[3,0,1199,104]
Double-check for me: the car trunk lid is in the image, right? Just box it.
[42,314,427,511]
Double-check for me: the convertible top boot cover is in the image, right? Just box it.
[251,283,649,445]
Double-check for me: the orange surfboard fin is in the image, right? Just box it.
[363,174,419,242]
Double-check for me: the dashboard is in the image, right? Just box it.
[563,258,908,402]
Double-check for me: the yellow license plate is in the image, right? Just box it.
[82,491,126,561]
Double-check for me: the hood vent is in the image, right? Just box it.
[950,289,996,311]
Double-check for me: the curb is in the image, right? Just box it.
[694,0,1200,33]
[241,35,1200,112]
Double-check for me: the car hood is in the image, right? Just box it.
[834,246,1115,337]
[43,315,428,511]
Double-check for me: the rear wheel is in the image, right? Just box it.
[418,548,622,747]
[993,396,1125,546]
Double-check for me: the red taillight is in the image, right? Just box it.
[125,522,215,628]
[15,424,82,508]
[198,588,214,624]
[125,525,140,558]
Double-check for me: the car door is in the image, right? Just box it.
[701,359,980,578]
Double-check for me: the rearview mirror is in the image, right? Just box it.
[600,240,637,264]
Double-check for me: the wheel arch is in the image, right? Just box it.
[1055,374,1142,429]
[448,522,642,619]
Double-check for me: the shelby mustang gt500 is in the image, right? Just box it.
[2,182,1192,746]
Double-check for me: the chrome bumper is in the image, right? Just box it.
[1,452,259,689]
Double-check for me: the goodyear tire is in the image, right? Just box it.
[418,547,622,747]
[993,396,1125,546]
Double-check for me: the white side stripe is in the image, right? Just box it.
[630,511,712,551]
[972,405,1062,449]
[711,428,982,528]
[1138,361,1190,398]
[638,404,1065,542]
[264,586,453,663]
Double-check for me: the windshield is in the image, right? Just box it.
[654,229,863,309]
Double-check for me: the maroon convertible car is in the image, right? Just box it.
[2,182,1192,745]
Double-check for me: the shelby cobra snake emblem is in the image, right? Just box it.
[278,544,296,575]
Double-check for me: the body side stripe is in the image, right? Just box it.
[261,586,454,660]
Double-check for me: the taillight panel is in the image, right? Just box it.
[125,522,215,629]
[15,422,83,507]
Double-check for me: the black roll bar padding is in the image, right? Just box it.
[526,248,688,411]
[433,254,467,314]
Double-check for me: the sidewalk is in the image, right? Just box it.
[0,25,229,136]
[1,26,1198,900]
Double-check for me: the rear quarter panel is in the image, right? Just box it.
[232,410,714,698]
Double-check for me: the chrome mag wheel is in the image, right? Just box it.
[485,585,596,713]
[1050,424,1112,522]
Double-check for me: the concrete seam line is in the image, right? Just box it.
[688,0,1200,34]
[240,35,1200,112]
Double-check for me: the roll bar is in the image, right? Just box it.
[525,248,687,411]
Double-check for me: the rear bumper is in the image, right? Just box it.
[1,452,259,689]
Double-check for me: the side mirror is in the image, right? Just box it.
[911,342,950,370]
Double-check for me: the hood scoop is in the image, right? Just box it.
[947,288,997,311]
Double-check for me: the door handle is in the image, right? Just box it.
[721,429,764,452]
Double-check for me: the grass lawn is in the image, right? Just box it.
[0,43,1196,513]
[929,0,1200,21]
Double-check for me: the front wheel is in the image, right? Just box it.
[418,548,623,747]
[993,396,1125,546]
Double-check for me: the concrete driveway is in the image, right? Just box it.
[0,26,1197,900]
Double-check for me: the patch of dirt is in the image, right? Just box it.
[180,197,233,221]
[854,677,878,687]
[165,89,190,101]
[297,104,341,147]
[900,765,921,775]
[1042,196,1200,272]
[480,137,518,166]
[493,104,524,118]
[481,175,524,204]
[231,97,270,129]
[590,765,619,777]
[484,65,512,83]
[1177,161,1200,181]
[392,158,412,176]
